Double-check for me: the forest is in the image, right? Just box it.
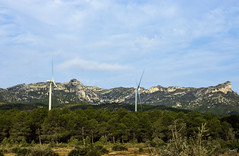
[0,106,239,155]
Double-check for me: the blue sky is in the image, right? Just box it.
[0,0,239,93]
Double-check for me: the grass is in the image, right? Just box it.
[1,140,238,156]
[1,143,151,156]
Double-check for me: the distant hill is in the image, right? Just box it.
[0,79,239,115]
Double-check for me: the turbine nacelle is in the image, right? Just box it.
[47,80,57,88]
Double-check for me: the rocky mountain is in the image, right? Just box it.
[0,79,239,114]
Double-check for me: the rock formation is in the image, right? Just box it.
[0,79,238,114]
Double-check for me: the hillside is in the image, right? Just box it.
[0,79,239,115]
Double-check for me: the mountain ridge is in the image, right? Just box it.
[0,79,238,115]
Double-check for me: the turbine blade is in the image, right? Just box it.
[53,80,57,88]
[138,70,145,88]
[51,57,57,88]
[135,80,138,88]
[135,70,145,112]
[52,57,54,81]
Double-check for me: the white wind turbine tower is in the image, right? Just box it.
[47,59,57,111]
[135,71,144,112]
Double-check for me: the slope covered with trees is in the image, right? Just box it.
[0,107,239,155]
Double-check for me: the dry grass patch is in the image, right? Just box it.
[3,154,16,156]
[104,147,151,156]
[52,148,73,156]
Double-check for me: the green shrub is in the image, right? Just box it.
[49,141,56,148]
[150,138,166,147]
[85,136,91,145]
[149,140,157,147]
[1,137,9,146]
[94,141,104,147]
[112,144,128,151]
[30,145,59,156]
[139,147,144,153]
[18,148,30,156]
[68,137,81,147]
[11,147,20,153]
[217,139,228,149]
[98,136,107,144]
[68,145,109,156]
[11,147,31,156]
[31,140,36,146]
[20,138,28,147]
[94,145,109,154]
[230,140,239,149]
[68,148,87,156]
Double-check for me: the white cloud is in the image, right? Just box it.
[58,58,130,72]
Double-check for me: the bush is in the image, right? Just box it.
[139,147,144,153]
[94,145,109,154]
[11,147,31,156]
[94,141,104,147]
[19,138,28,147]
[112,144,128,151]
[68,137,81,147]
[98,136,107,144]
[31,149,59,156]
[149,138,166,147]
[68,148,87,156]
[30,145,59,156]
[68,145,109,156]
[18,148,30,156]
[85,136,91,145]
[30,140,36,146]
[1,137,9,146]
[48,141,56,148]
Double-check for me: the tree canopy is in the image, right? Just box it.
[0,107,239,149]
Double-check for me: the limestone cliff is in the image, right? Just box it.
[0,80,238,114]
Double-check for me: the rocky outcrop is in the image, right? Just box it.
[0,80,238,114]
[207,81,232,94]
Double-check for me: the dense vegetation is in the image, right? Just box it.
[0,107,239,155]
[0,102,191,113]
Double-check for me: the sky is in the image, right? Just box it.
[0,0,239,93]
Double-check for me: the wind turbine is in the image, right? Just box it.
[135,71,144,112]
[47,59,57,111]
